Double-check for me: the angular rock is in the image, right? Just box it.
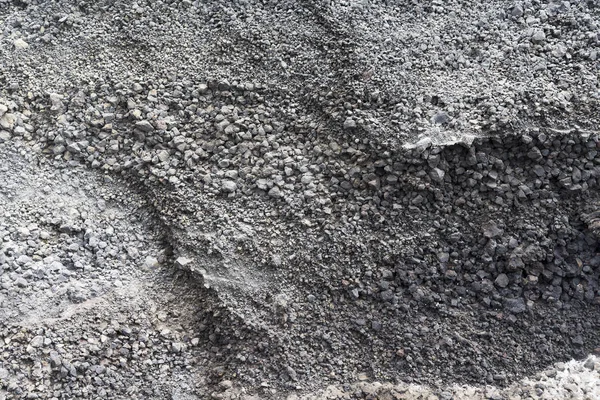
[14,39,29,49]
[504,297,527,314]
[531,30,546,44]
[482,221,503,239]
[135,120,155,132]
[175,257,193,268]
[495,274,510,288]
[343,118,357,130]
[222,180,237,193]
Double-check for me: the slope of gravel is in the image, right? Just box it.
[1,0,600,399]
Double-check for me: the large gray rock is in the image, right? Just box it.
[531,30,546,44]
[495,274,510,288]
[504,297,527,314]
[482,221,503,239]
[135,120,155,132]
[343,118,357,130]
[222,180,237,193]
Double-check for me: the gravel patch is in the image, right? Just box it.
[0,0,599,399]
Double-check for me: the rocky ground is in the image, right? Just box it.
[1,0,600,399]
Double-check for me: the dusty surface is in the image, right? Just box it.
[1,0,600,399]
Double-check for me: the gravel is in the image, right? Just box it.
[0,0,599,399]
[298,356,600,400]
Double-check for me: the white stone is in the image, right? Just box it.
[14,39,29,49]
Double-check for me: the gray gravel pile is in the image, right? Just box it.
[1,0,600,399]
[0,142,274,399]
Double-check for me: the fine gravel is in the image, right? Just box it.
[1,0,600,399]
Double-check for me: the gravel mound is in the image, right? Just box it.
[1,0,600,399]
